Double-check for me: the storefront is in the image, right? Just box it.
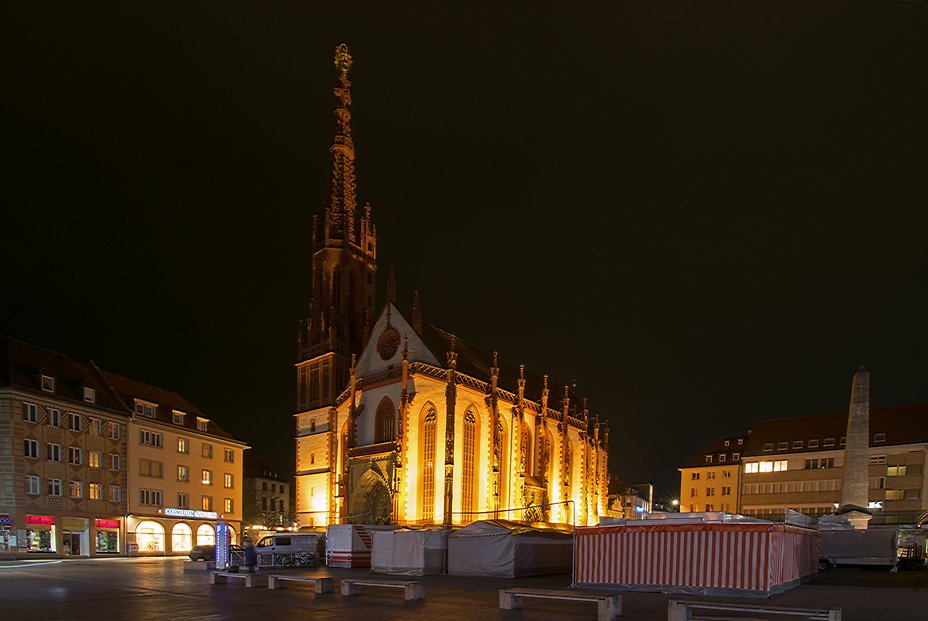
[26,514,56,553]
[127,509,238,556]
[61,517,90,556]
[94,519,121,554]
[0,514,14,555]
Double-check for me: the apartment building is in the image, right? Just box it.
[740,405,928,522]
[242,452,293,536]
[103,371,248,555]
[679,436,745,514]
[0,338,128,558]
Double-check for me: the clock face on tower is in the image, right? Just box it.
[377,326,400,361]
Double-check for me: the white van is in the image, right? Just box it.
[254,532,324,567]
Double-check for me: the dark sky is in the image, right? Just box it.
[3,3,927,501]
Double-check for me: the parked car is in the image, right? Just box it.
[188,544,243,561]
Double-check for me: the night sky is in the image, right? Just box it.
[3,3,927,502]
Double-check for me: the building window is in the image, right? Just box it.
[48,443,61,462]
[89,483,102,500]
[461,410,477,516]
[89,451,101,468]
[224,498,234,513]
[90,418,103,435]
[874,433,886,443]
[421,408,437,523]
[705,455,712,463]
[139,430,162,447]
[793,440,803,449]
[690,488,697,497]
[840,437,846,446]
[139,458,164,478]
[310,419,316,433]
[870,455,887,465]
[173,411,185,425]
[178,465,189,482]
[202,470,212,485]
[69,413,83,432]
[805,457,835,469]
[178,492,189,509]
[83,387,96,403]
[721,486,731,496]
[107,422,121,439]
[135,402,156,418]
[691,472,700,480]
[178,437,189,453]
[777,442,788,450]
[26,475,40,495]
[706,487,715,496]
[140,489,163,506]
[719,454,726,462]
[824,437,835,447]
[69,481,83,499]
[49,479,62,496]
[110,454,121,471]
[224,473,234,488]
[732,452,740,461]
[23,402,38,423]
[887,465,908,477]
[375,397,396,443]
[49,408,61,427]
[705,504,714,512]
[202,444,212,459]
[310,453,315,465]
[197,418,208,432]
[41,375,55,392]
[808,439,819,448]
[68,447,82,465]
[24,439,39,459]
[109,486,121,502]
[707,472,716,480]
[224,448,234,463]
[886,489,904,501]
[722,470,732,478]
[763,443,773,452]
[202,496,213,511]
[724,440,730,447]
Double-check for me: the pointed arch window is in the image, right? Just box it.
[421,409,437,524]
[462,410,477,518]
[375,397,396,443]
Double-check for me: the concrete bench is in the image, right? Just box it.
[209,571,268,588]
[340,578,425,601]
[668,599,841,621]
[268,574,335,593]
[499,587,621,621]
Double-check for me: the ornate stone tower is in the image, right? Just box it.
[296,43,377,412]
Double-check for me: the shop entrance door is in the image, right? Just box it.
[63,531,81,555]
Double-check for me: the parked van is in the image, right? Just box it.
[254,532,324,567]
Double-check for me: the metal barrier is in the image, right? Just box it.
[257,551,318,568]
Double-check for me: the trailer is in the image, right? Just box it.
[818,527,897,570]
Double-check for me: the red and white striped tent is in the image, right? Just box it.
[575,519,819,596]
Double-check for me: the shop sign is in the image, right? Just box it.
[0,514,12,526]
[95,519,120,529]
[164,508,217,520]
[26,515,55,526]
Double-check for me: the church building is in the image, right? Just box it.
[294,45,609,528]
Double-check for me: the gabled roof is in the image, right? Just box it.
[0,336,126,414]
[742,404,928,456]
[102,369,242,443]
[682,435,748,468]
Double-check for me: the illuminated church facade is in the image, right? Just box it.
[294,45,609,528]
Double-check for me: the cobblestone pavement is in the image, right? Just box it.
[0,557,925,620]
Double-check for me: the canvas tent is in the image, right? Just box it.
[448,520,574,578]
[371,528,448,576]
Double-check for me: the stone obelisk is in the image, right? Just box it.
[839,366,871,528]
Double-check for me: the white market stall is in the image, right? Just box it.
[326,524,397,568]
[448,520,574,578]
[371,528,449,576]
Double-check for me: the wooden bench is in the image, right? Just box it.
[499,587,622,621]
[668,599,841,621]
[268,575,335,593]
[340,578,425,601]
[209,571,268,588]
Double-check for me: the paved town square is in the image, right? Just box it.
[1,557,926,621]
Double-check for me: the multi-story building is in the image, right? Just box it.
[293,44,610,530]
[103,371,248,555]
[0,338,128,558]
[678,435,746,514]
[0,337,247,558]
[242,452,293,534]
[739,404,928,522]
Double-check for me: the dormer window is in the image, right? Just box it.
[777,442,788,450]
[173,411,185,425]
[808,439,819,448]
[83,387,96,403]
[719,454,726,462]
[197,418,208,432]
[763,443,773,452]
[824,437,835,447]
[705,455,712,463]
[793,440,803,449]
[41,375,55,392]
[873,433,886,443]
[135,401,156,418]
[724,440,730,447]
